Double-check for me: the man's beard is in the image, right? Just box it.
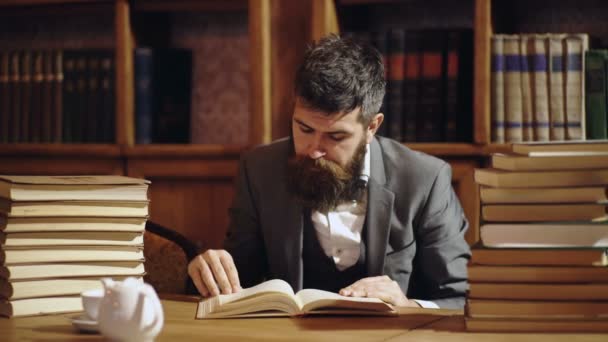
[286,139,367,213]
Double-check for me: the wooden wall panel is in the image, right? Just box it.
[126,150,240,251]
[146,179,235,250]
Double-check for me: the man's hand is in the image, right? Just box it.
[187,249,241,297]
[339,275,420,307]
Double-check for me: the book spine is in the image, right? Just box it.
[153,49,191,143]
[134,48,153,144]
[503,35,523,143]
[41,50,54,143]
[10,51,21,143]
[548,34,566,140]
[416,30,445,142]
[584,50,608,140]
[371,31,389,138]
[491,35,505,143]
[387,28,405,141]
[530,34,550,141]
[456,30,474,142]
[73,53,88,143]
[100,51,115,143]
[53,50,63,143]
[86,52,100,143]
[30,51,44,143]
[444,31,460,141]
[403,31,420,142]
[519,35,534,141]
[20,51,32,143]
[62,50,76,143]
[564,34,588,140]
[0,51,9,143]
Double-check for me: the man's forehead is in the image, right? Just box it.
[294,104,361,127]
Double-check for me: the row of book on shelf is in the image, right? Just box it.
[491,33,608,143]
[467,139,608,332]
[0,47,193,145]
[0,175,150,317]
[0,50,115,144]
[346,28,473,143]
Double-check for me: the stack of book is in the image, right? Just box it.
[467,140,608,332]
[0,175,149,317]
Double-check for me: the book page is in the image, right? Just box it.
[216,279,295,306]
[197,279,300,318]
[295,289,394,314]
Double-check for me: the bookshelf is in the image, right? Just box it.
[0,0,269,248]
[3,0,599,247]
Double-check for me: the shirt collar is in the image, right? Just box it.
[360,143,371,186]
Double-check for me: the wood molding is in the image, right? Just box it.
[249,0,273,145]
[115,0,135,146]
[473,0,492,144]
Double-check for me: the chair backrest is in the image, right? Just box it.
[143,221,199,294]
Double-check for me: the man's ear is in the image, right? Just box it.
[366,113,384,143]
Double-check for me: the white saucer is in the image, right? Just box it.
[70,314,99,334]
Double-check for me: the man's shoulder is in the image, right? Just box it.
[376,136,447,172]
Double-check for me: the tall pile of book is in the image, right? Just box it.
[467,140,608,332]
[0,175,149,317]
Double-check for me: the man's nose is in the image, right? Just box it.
[306,137,326,159]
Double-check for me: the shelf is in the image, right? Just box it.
[338,0,408,5]
[131,0,248,12]
[122,144,247,159]
[0,0,110,7]
[0,144,121,157]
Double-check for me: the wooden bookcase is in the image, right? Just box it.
[5,0,594,247]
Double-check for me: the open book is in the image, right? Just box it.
[196,279,397,318]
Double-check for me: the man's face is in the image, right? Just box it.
[291,98,372,168]
[286,98,383,212]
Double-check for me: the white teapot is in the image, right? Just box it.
[97,277,164,342]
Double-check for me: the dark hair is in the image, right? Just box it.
[294,34,386,124]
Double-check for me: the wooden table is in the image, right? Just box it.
[1,299,608,341]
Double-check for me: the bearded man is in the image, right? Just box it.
[187,34,471,309]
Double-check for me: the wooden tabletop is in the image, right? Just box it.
[1,299,607,341]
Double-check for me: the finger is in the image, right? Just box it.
[195,269,210,297]
[339,287,353,296]
[219,252,241,292]
[199,258,221,296]
[351,286,368,298]
[188,257,209,297]
[205,253,233,295]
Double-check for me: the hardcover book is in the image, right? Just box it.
[0,175,150,201]
[196,279,396,319]
[474,168,608,188]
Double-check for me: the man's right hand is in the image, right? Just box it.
[187,249,241,297]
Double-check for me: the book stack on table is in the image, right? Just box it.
[0,175,149,317]
[467,141,608,332]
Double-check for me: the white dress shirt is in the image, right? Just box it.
[310,144,439,309]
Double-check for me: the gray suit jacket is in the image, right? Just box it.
[224,136,471,309]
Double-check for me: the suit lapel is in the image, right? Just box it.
[273,195,304,291]
[366,138,394,276]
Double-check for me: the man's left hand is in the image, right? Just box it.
[339,275,420,307]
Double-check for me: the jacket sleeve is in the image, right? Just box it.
[223,153,268,287]
[410,163,471,309]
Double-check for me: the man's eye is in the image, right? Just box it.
[299,126,313,133]
[329,135,345,142]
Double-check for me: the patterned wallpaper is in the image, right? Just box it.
[169,11,250,145]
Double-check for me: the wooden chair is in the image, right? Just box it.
[143,221,199,295]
